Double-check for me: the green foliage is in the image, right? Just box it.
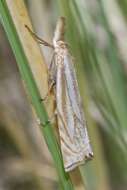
[0,1,74,190]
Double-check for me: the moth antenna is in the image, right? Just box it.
[25,25,53,48]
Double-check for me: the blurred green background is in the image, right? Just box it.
[0,0,127,190]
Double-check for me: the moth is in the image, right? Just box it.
[26,17,93,172]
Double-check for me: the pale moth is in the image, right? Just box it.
[26,17,93,172]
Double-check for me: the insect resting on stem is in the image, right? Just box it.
[25,17,93,172]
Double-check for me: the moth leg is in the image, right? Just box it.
[25,25,53,48]
[36,117,50,126]
[37,110,57,127]
[41,51,56,101]
[49,109,57,124]
[40,80,56,101]
[38,119,50,127]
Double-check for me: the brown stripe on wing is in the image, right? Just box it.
[57,109,73,144]
[60,136,80,154]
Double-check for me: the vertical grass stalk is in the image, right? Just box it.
[0,1,74,189]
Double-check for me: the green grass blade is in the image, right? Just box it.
[0,1,74,189]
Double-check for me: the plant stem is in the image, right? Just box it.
[0,1,74,189]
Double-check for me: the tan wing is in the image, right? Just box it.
[56,52,93,171]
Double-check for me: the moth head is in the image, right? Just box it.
[53,17,66,47]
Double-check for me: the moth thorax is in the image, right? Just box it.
[53,40,66,48]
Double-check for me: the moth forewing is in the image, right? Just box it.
[53,45,93,171]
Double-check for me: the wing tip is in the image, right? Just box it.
[64,151,94,172]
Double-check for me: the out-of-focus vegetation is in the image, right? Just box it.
[0,0,127,190]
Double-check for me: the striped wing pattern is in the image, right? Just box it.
[55,48,93,171]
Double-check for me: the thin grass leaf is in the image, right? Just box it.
[0,1,74,189]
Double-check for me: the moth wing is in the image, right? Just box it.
[56,52,93,171]
[56,60,75,141]
[64,54,85,124]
